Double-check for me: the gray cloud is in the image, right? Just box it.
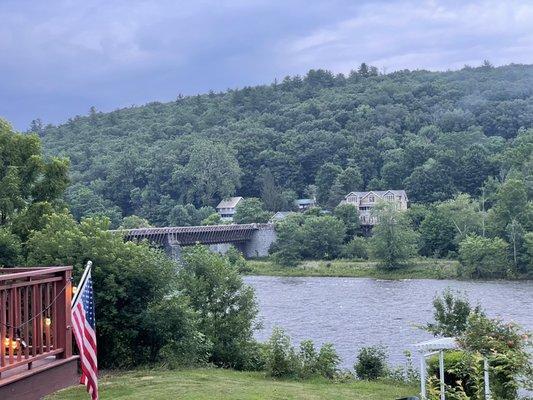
[1,0,532,129]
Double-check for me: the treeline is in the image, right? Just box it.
[33,63,533,226]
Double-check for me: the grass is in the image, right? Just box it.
[244,258,460,280]
[47,368,418,400]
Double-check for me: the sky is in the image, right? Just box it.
[1,0,533,130]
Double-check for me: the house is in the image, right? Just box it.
[216,196,243,221]
[340,190,408,226]
[294,198,316,211]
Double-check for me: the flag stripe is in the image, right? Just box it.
[72,266,98,400]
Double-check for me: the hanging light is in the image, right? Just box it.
[11,339,18,350]
[72,286,78,295]
[44,317,52,327]
[3,337,10,348]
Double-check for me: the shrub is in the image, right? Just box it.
[426,288,481,337]
[265,327,300,378]
[458,235,509,278]
[264,328,340,380]
[341,237,369,259]
[316,343,341,379]
[26,213,182,368]
[300,215,346,260]
[142,296,212,368]
[179,245,259,369]
[354,345,388,380]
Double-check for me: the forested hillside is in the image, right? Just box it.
[36,63,533,226]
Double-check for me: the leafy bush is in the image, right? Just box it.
[264,328,340,380]
[354,345,388,380]
[341,237,369,259]
[459,235,509,278]
[426,288,481,337]
[26,213,187,368]
[265,327,300,378]
[179,245,259,369]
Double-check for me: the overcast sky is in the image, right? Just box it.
[1,0,533,130]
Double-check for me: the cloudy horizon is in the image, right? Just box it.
[1,0,533,130]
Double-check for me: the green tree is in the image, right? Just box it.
[260,169,286,211]
[174,141,242,206]
[0,227,21,266]
[179,246,258,369]
[315,163,342,205]
[458,235,509,278]
[201,212,222,225]
[120,215,152,229]
[334,203,360,239]
[25,213,182,368]
[370,202,419,269]
[272,214,306,266]
[426,289,481,337]
[301,215,346,259]
[419,209,457,257]
[0,119,69,231]
[233,198,272,224]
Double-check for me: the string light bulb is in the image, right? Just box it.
[72,286,78,295]
[44,317,51,327]
[3,337,10,347]
[11,339,18,350]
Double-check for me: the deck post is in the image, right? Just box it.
[56,268,72,359]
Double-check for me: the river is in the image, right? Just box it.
[244,276,533,369]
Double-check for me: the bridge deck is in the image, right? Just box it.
[112,223,273,246]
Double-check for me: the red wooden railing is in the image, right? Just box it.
[0,266,73,378]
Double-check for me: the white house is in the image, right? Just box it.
[216,196,243,221]
[340,190,408,225]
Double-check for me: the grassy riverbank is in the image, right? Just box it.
[47,368,417,400]
[244,258,460,279]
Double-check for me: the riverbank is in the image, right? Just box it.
[47,368,417,400]
[244,258,460,279]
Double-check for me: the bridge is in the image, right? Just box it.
[112,223,277,259]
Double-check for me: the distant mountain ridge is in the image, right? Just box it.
[37,63,533,225]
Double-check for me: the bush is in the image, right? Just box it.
[301,215,346,259]
[354,345,388,380]
[26,213,183,368]
[179,245,259,369]
[264,328,340,380]
[458,235,509,278]
[142,296,212,368]
[265,327,300,378]
[341,237,369,259]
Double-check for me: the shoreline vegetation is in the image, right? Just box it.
[244,258,460,279]
[46,368,417,400]
[242,258,529,280]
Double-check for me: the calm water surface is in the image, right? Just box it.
[244,276,533,369]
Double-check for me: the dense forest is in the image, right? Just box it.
[33,63,532,228]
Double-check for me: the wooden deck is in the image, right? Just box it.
[1,266,79,399]
[0,355,79,399]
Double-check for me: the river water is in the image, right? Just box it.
[244,276,533,369]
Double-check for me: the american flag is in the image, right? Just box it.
[72,262,99,400]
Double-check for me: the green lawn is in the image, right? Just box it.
[244,258,459,280]
[47,368,417,400]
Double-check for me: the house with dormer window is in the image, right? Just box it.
[340,190,408,225]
